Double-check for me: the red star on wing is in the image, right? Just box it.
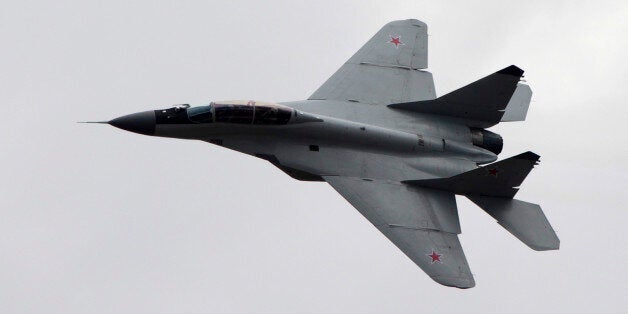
[428,250,442,264]
[488,168,499,177]
[389,35,404,48]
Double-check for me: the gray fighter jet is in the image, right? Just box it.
[98,19,559,288]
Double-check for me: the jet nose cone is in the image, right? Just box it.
[109,111,156,135]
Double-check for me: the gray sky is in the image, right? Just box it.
[2,0,627,313]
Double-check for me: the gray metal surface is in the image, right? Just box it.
[101,19,558,289]
[501,84,533,122]
[467,196,560,251]
[309,19,434,105]
[284,100,472,142]
[324,177,474,288]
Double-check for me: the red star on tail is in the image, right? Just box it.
[488,168,499,177]
[389,35,404,48]
[428,250,442,264]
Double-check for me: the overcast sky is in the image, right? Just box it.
[2,0,627,313]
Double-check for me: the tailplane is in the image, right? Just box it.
[467,196,559,250]
[388,65,532,128]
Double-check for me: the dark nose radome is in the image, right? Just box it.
[109,111,156,135]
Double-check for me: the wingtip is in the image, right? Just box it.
[516,151,540,161]
[385,19,428,30]
[528,235,560,251]
[497,65,524,77]
[431,273,476,289]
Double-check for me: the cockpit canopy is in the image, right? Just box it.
[187,101,293,125]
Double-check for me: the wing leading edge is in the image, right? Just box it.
[324,176,475,289]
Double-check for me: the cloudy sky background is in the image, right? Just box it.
[2,0,627,313]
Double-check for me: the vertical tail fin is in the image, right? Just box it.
[404,151,540,198]
[388,65,532,127]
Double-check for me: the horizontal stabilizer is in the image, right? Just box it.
[388,65,526,127]
[404,151,540,198]
[467,196,560,251]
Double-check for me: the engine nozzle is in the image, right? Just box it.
[470,128,503,155]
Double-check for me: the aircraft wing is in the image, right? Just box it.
[324,176,475,288]
[309,19,436,105]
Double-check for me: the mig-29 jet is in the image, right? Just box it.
[94,19,559,288]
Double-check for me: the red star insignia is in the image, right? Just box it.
[488,168,499,177]
[389,35,404,48]
[428,250,442,264]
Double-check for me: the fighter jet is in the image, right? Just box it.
[98,19,559,288]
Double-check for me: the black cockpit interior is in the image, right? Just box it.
[157,102,293,125]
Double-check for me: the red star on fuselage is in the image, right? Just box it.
[428,250,442,263]
[389,35,403,48]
